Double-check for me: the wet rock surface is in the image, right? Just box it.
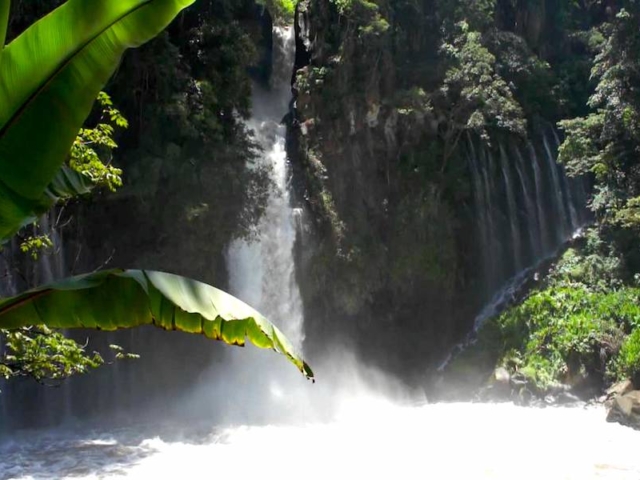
[606,390,640,430]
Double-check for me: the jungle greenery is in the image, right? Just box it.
[296,0,640,386]
[4,0,640,393]
[0,0,313,387]
[450,1,640,392]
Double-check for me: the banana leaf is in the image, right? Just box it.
[0,0,195,241]
[7,167,96,234]
[0,0,8,56]
[0,269,314,380]
[46,166,95,202]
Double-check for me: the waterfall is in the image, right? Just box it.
[226,26,303,349]
[439,131,589,369]
[499,143,523,272]
[166,25,311,425]
[529,143,551,255]
[467,140,492,289]
[542,134,572,241]
[468,132,587,294]
[514,147,540,259]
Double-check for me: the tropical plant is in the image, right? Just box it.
[558,6,640,230]
[0,0,313,381]
[435,20,526,173]
[0,270,313,379]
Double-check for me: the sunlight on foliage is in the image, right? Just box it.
[0,326,104,383]
[19,233,53,260]
[70,92,127,192]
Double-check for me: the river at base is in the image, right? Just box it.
[2,399,640,480]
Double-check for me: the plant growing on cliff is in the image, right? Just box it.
[70,92,127,192]
[0,0,314,384]
[435,21,526,173]
[331,0,389,38]
[490,284,640,390]
[559,6,640,229]
[257,0,296,22]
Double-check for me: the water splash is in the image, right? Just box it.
[226,26,303,348]
[2,401,640,480]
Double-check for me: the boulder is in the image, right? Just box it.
[606,390,640,430]
[493,367,511,386]
[606,379,635,399]
[477,368,512,402]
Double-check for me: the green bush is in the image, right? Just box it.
[488,285,640,390]
[613,328,640,380]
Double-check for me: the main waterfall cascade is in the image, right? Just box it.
[175,26,312,425]
[226,26,304,350]
[2,24,640,480]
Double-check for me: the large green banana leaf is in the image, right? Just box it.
[0,1,8,57]
[6,166,96,234]
[0,269,314,380]
[0,0,194,241]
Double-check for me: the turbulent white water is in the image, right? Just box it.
[226,25,303,348]
[2,399,640,480]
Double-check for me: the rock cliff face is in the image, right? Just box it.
[288,0,593,382]
[289,0,477,381]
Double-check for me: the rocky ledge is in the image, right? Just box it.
[605,381,640,430]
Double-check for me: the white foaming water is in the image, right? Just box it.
[226,25,303,347]
[178,25,312,426]
[2,400,640,480]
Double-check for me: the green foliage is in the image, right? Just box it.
[613,328,640,380]
[492,285,638,389]
[109,3,272,266]
[70,92,127,192]
[0,0,195,241]
[0,326,104,384]
[434,21,526,172]
[436,0,496,31]
[257,0,297,22]
[0,327,139,386]
[484,30,555,118]
[558,7,640,230]
[0,269,314,380]
[331,0,389,38]
[547,230,624,291]
[0,1,9,49]
[19,233,53,260]
[440,22,526,138]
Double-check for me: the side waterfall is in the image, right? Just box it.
[470,131,588,296]
[440,130,589,369]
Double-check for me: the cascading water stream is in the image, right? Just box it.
[529,142,551,255]
[543,134,572,241]
[514,147,540,259]
[226,27,304,349]
[165,26,311,427]
[499,143,523,272]
[439,132,590,370]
